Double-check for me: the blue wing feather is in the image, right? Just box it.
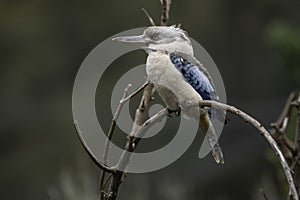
[169,52,229,124]
[170,52,214,100]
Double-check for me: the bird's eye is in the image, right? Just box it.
[152,34,159,40]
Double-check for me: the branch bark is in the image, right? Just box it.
[100,84,132,199]
[106,83,154,200]
[74,120,116,174]
[191,100,299,200]
[90,95,300,200]
[269,91,300,197]
[108,99,300,200]
[271,92,297,162]
[160,0,171,26]
[291,92,300,195]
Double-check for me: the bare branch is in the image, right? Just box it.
[134,108,167,138]
[292,92,300,195]
[270,92,296,151]
[141,8,156,26]
[104,84,132,164]
[106,83,154,200]
[271,92,296,131]
[294,93,300,150]
[260,188,270,200]
[107,98,299,199]
[120,81,149,104]
[291,153,300,170]
[115,108,168,171]
[97,91,300,199]
[100,84,132,199]
[74,120,116,174]
[160,0,172,26]
[270,91,297,160]
[188,100,299,200]
[100,1,173,199]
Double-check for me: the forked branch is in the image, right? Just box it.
[192,100,299,200]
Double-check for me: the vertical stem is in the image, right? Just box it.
[160,0,171,26]
[293,92,300,195]
[107,84,154,200]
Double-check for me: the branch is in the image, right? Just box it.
[103,98,299,200]
[119,81,149,104]
[270,92,297,159]
[100,81,149,199]
[74,120,116,174]
[188,100,299,200]
[141,8,156,26]
[260,188,270,200]
[115,108,168,172]
[269,91,300,197]
[106,83,154,200]
[134,108,168,138]
[100,84,132,199]
[101,1,171,199]
[291,92,300,195]
[271,92,296,132]
[294,93,300,151]
[103,84,132,163]
[160,0,172,26]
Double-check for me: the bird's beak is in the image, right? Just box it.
[112,35,148,46]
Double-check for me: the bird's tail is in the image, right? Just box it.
[199,111,224,164]
[210,140,224,164]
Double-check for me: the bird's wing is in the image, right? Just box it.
[169,52,218,101]
[169,51,229,124]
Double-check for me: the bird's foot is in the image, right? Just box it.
[167,108,181,117]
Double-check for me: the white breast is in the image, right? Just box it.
[146,51,202,119]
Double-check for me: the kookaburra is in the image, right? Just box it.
[113,26,227,164]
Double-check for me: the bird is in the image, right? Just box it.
[113,25,227,164]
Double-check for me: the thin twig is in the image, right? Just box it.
[133,108,167,138]
[115,108,168,172]
[74,120,116,173]
[291,152,300,170]
[294,93,300,150]
[100,174,113,199]
[107,83,154,200]
[292,92,300,195]
[160,0,171,26]
[260,188,270,200]
[104,84,132,162]
[104,174,113,190]
[270,92,297,163]
[100,84,132,199]
[120,81,149,104]
[272,92,296,131]
[271,121,295,157]
[141,8,156,26]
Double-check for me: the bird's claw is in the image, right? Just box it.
[167,108,181,117]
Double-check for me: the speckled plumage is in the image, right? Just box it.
[170,52,214,101]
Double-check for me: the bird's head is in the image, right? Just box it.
[113,26,193,55]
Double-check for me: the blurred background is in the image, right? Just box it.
[1,0,300,199]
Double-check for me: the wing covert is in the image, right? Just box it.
[170,52,215,100]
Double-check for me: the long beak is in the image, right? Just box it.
[112,35,148,46]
